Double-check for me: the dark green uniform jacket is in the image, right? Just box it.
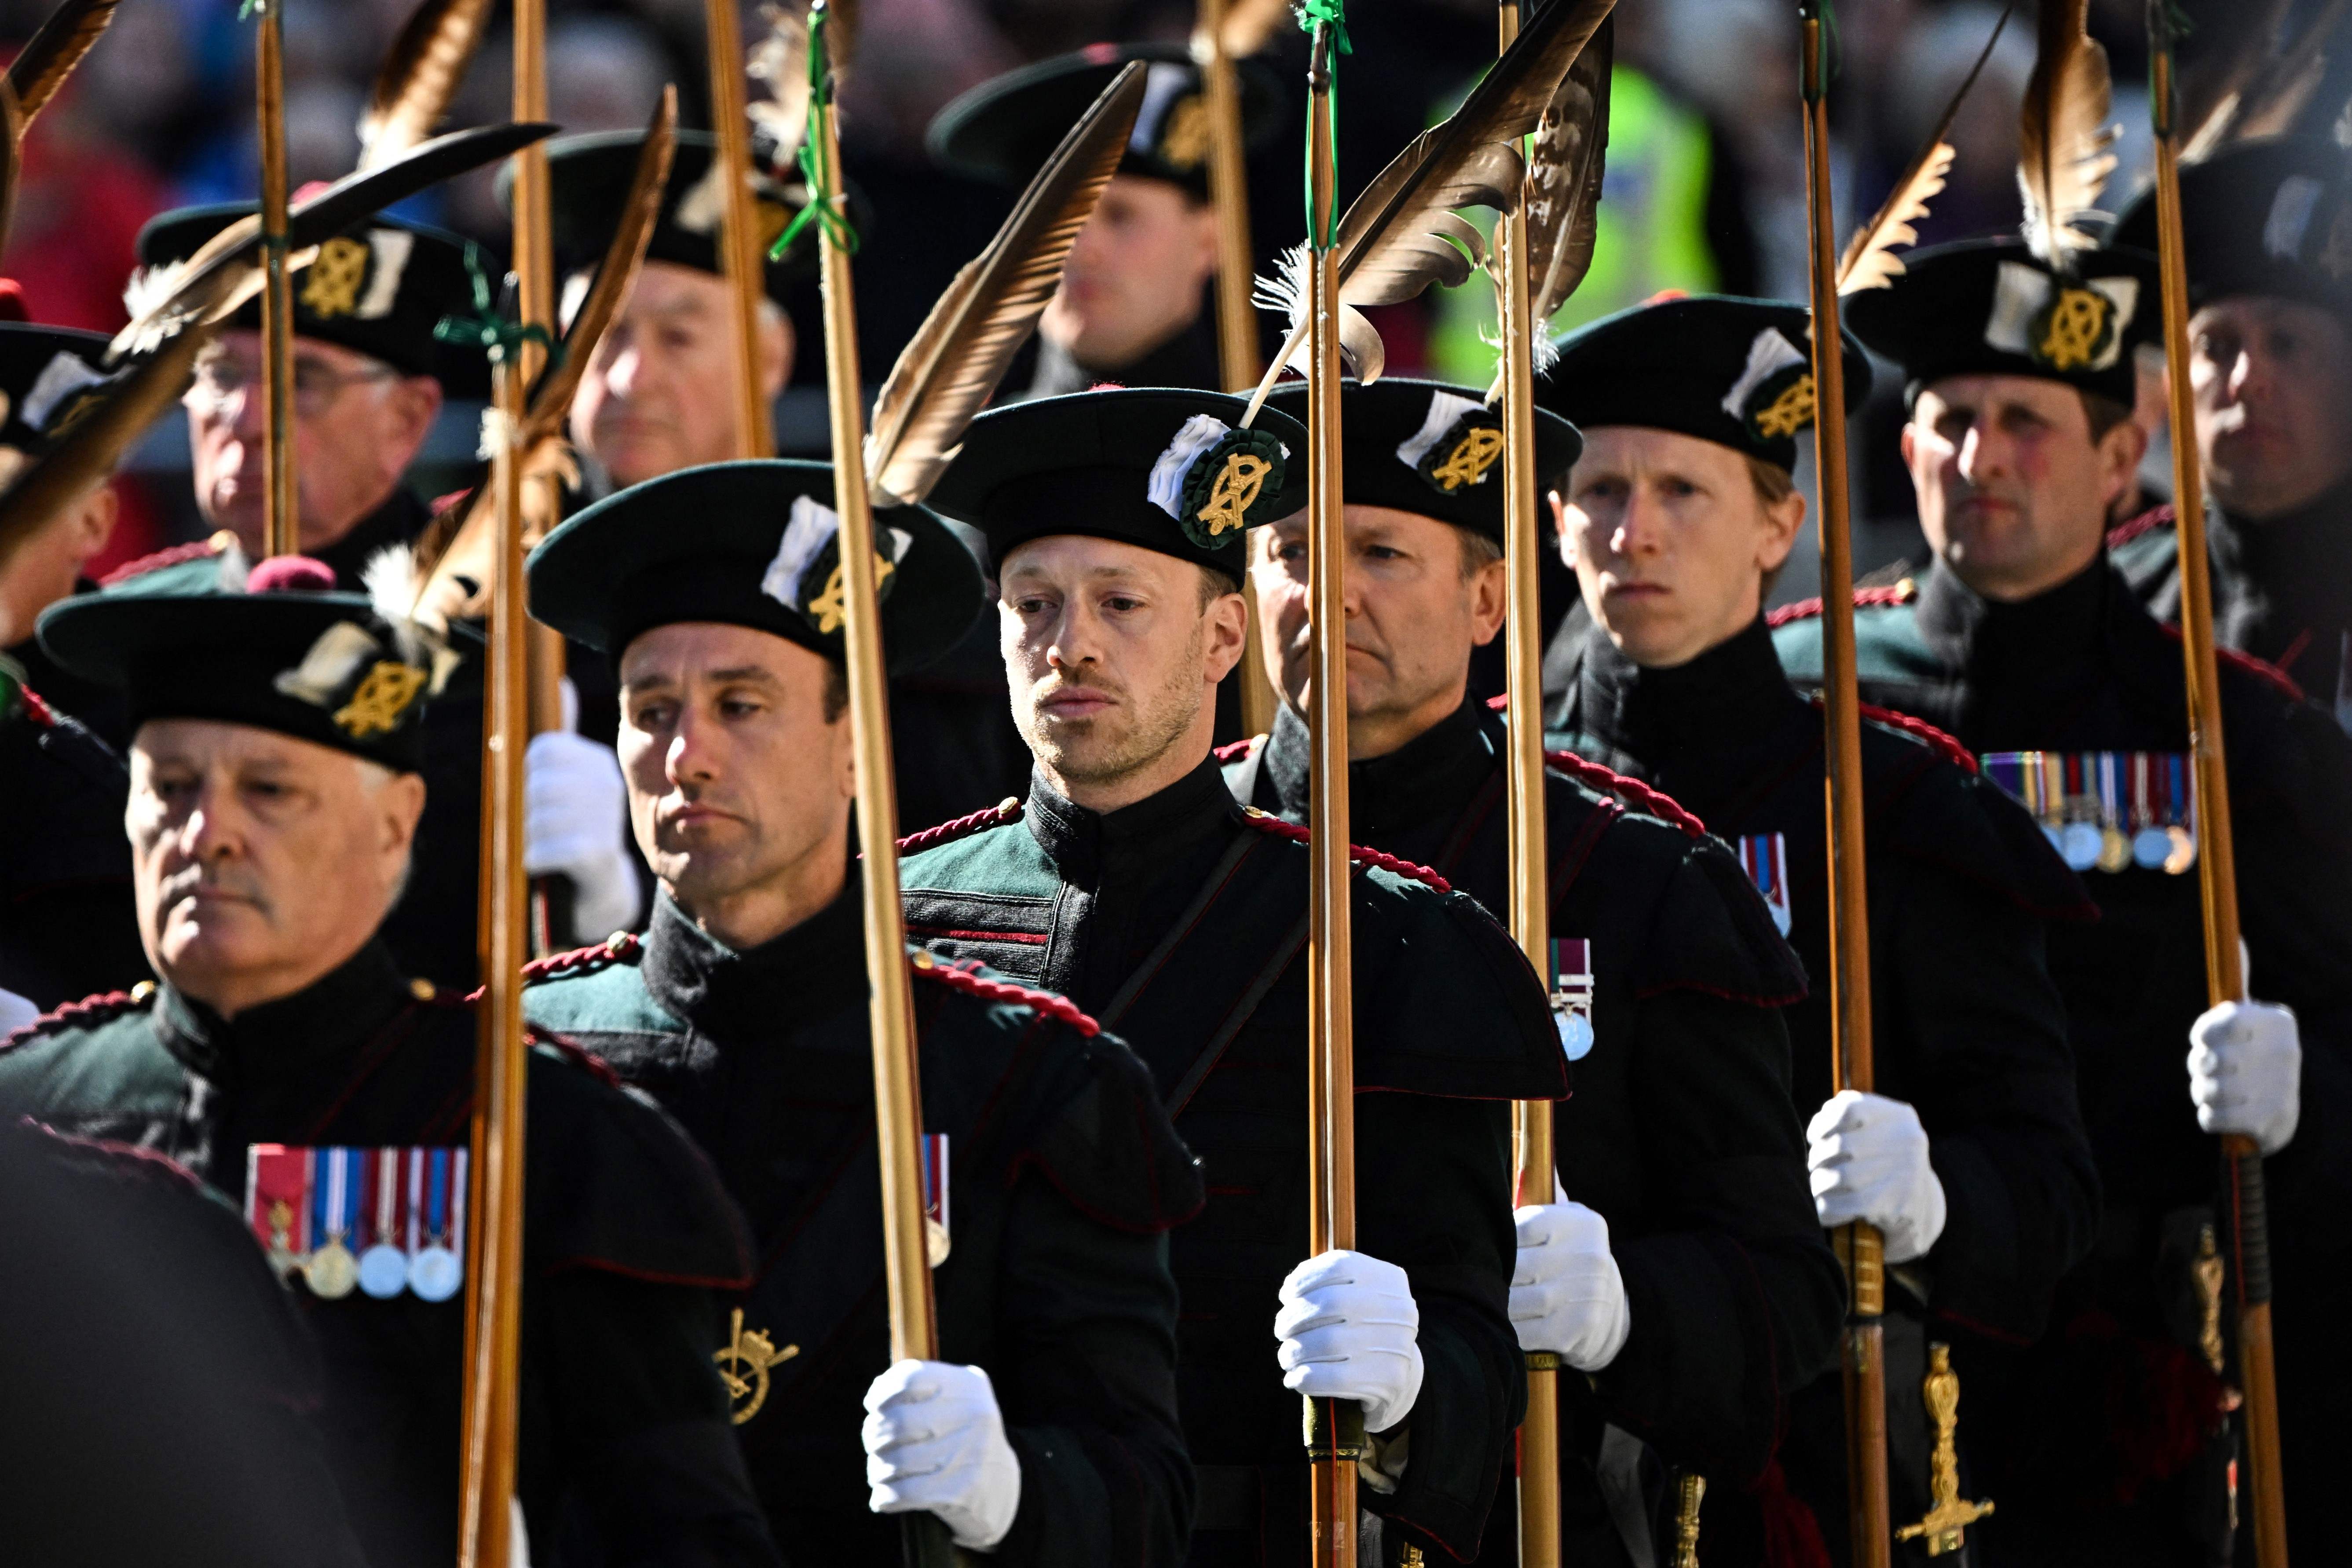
[1551,621,2101,1566]
[898,758,1567,1567]
[0,940,779,1568]
[0,1120,366,1565]
[520,881,1203,1566]
[1775,557,2352,1566]
[2112,490,2352,723]
[1227,698,1842,1568]
[98,489,494,990]
[0,623,148,1008]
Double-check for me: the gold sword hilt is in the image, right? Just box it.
[1893,1343,1993,1556]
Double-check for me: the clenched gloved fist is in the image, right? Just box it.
[1511,1194,1631,1371]
[1808,1089,1947,1264]
[2189,999,2301,1155]
[1274,1250,1423,1433]
[862,1360,1023,1551]
[523,680,640,941]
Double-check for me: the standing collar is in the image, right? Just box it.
[1263,696,1499,840]
[1024,754,1235,888]
[640,871,867,1034]
[1574,617,1801,768]
[154,938,412,1084]
[1914,552,2111,676]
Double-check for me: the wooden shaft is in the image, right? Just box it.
[511,0,571,951]
[2147,42,2285,1565]
[1303,27,1359,1563]
[256,2,296,559]
[457,355,533,1568]
[1496,1,1562,1559]
[810,3,932,1377]
[1194,0,1278,741]
[707,0,775,459]
[1801,14,1889,1564]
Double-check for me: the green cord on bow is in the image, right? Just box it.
[773,2,860,259]
[1797,0,1840,102]
[434,244,558,369]
[1298,0,1350,251]
[2147,0,2194,138]
[239,0,268,18]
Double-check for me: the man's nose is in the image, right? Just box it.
[1955,424,1998,482]
[605,344,645,399]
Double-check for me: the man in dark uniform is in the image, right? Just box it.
[2108,139,2352,724]
[519,459,1202,1563]
[1529,304,2100,1562]
[896,387,1571,1566]
[1228,375,1846,1564]
[0,320,150,1016]
[928,45,1280,399]
[541,128,1026,833]
[102,208,642,987]
[0,563,779,1567]
[1773,238,2352,1565]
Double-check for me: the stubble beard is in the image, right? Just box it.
[1021,618,1206,792]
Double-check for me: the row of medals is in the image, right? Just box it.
[270,1199,461,1302]
[2044,815,2196,876]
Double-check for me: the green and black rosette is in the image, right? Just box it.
[1178,427,1288,551]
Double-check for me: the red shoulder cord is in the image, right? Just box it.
[896,797,1024,856]
[1542,748,1709,837]
[909,951,1101,1037]
[1236,808,1455,894]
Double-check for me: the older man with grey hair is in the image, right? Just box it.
[0,559,780,1568]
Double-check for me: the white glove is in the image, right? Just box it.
[1510,1195,1631,1371]
[523,685,640,941]
[1807,1089,1948,1264]
[862,1360,1023,1552]
[0,986,40,1036]
[1274,1250,1424,1433]
[2189,999,2302,1155]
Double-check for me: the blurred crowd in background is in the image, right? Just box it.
[0,0,2269,588]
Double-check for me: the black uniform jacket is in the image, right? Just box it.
[0,1120,366,1565]
[2113,490,2352,719]
[0,940,779,1568]
[1,621,148,1008]
[1230,698,1843,1557]
[99,489,493,990]
[1775,557,2352,1551]
[520,882,1203,1567]
[898,757,1567,1566]
[1554,622,2101,1563]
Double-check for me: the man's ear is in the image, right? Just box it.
[1547,488,1575,568]
[1898,420,1917,471]
[2097,416,2151,508]
[388,376,444,464]
[1757,489,1807,575]
[1204,589,1249,684]
[383,770,427,857]
[1469,551,1509,646]
[760,308,793,398]
[70,482,120,565]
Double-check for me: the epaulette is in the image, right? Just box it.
[13,684,55,727]
[3,981,157,1051]
[519,930,644,984]
[1853,700,1979,773]
[2106,501,2176,551]
[1236,806,1455,894]
[1212,735,1263,763]
[2156,625,2308,701]
[1542,747,1709,837]
[909,949,1101,1036]
[1764,578,1918,629]
[97,530,235,587]
[896,796,1024,855]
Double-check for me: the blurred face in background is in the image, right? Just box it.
[1038,175,1218,370]
[1559,426,1805,669]
[2188,295,2352,520]
[0,480,117,646]
[569,261,794,492]
[1904,374,2144,602]
[185,330,441,556]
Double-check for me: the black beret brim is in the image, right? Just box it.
[526,459,984,676]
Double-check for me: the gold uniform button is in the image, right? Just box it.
[408,977,437,1001]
